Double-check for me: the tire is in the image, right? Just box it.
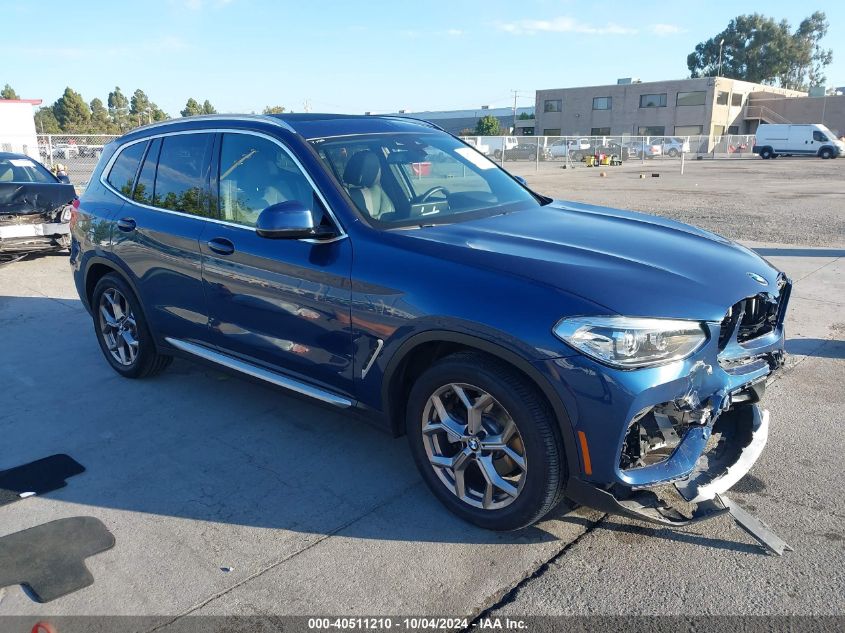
[406,351,566,531]
[572,151,583,162]
[760,147,773,159]
[820,148,833,159]
[493,150,502,159]
[91,273,172,379]
[668,148,679,158]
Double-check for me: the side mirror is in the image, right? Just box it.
[256,201,318,239]
[57,174,71,184]
[513,175,528,187]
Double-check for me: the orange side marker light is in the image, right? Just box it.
[577,430,593,476]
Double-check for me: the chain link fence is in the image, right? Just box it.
[36,134,119,187]
[459,134,759,167]
[28,132,761,187]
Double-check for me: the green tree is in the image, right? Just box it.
[107,86,129,131]
[52,87,91,132]
[181,98,203,117]
[474,114,501,135]
[687,12,833,90]
[262,105,286,114]
[202,99,217,115]
[1,84,19,100]
[130,89,152,125]
[34,107,61,133]
[89,98,113,133]
[150,102,168,122]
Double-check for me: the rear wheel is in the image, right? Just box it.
[667,148,679,158]
[406,352,566,531]
[760,147,773,159]
[91,273,172,379]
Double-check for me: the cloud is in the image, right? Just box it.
[446,29,464,36]
[650,23,685,36]
[496,16,637,36]
[178,0,234,9]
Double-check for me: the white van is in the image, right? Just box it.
[753,123,844,159]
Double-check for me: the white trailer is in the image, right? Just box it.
[0,98,41,160]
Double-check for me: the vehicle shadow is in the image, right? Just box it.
[786,338,845,359]
[0,295,577,546]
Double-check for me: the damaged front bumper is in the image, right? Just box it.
[543,279,792,553]
[0,211,71,255]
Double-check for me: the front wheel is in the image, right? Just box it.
[406,352,566,531]
[668,148,679,158]
[760,147,773,159]
[820,148,833,159]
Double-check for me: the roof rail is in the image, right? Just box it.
[127,113,295,134]
[378,115,447,133]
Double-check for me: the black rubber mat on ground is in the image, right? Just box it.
[0,517,115,602]
[0,454,85,506]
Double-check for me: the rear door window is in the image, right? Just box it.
[153,134,214,217]
[132,138,161,205]
[107,142,147,196]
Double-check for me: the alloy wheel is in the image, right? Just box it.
[98,288,139,366]
[421,383,527,510]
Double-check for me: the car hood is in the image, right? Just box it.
[398,201,781,322]
[0,181,76,219]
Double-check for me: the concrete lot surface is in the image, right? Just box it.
[0,161,843,624]
[510,157,845,247]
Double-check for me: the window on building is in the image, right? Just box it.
[107,141,147,197]
[543,99,562,113]
[639,93,667,108]
[732,93,744,107]
[219,133,315,227]
[153,133,214,217]
[674,125,704,136]
[716,91,729,105]
[728,126,740,135]
[591,127,611,136]
[543,128,561,136]
[592,96,612,110]
[676,91,706,106]
[637,126,665,136]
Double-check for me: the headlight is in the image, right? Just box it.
[553,316,707,368]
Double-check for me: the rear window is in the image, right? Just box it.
[107,142,147,196]
[153,134,214,217]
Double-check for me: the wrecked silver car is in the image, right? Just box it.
[0,152,75,261]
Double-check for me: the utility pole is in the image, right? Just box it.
[718,38,725,77]
[511,89,519,133]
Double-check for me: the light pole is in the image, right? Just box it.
[718,38,725,77]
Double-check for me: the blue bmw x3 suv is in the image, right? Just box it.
[71,114,789,532]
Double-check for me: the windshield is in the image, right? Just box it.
[310,133,542,227]
[0,156,56,184]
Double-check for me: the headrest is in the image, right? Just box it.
[343,151,381,188]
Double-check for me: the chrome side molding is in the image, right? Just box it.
[165,337,353,408]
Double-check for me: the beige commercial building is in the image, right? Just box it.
[534,77,807,138]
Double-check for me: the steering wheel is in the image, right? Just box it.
[417,186,450,203]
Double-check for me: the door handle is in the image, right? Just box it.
[116,218,136,232]
[207,237,235,255]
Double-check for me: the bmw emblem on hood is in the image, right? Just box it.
[747,272,768,286]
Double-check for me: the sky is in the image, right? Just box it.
[4,0,844,116]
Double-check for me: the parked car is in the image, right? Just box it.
[78,144,105,159]
[478,136,518,158]
[658,137,691,158]
[52,143,79,159]
[72,114,789,536]
[504,143,550,161]
[753,123,844,159]
[624,140,663,159]
[463,138,490,156]
[0,152,75,257]
[547,138,590,159]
